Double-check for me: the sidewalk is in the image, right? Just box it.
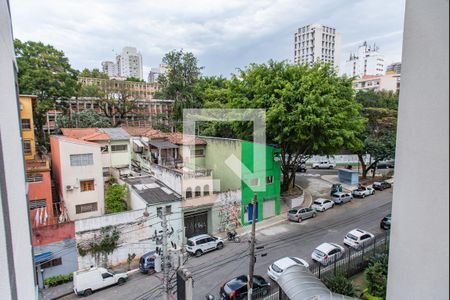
[320,174,358,192]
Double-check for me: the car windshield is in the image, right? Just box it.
[346,233,358,241]
[332,193,339,197]
[187,240,195,246]
[313,249,326,257]
[289,209,298,214]
[313,201,322,205]
[271,263,283,273]
[225,278,246,293]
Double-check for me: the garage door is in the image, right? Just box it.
[263,199,275,219]
[184,211,208,238]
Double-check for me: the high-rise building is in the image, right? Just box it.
[101,60,116,77]
[147,64,169,83]
[294,24,342,70]
[117,47,143,80]
[341,41,385,78]
[386,62,401,74]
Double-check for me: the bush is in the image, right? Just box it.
[365,262,387,298]
[43,273,73,287]
[324,274,355,297]
[105,184,127,213]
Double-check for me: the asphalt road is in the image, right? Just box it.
[61,184,392,300]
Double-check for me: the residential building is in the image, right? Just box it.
[352,74,401,92]
[294,24,342,70]
[79,77,159,100]
[0,0,37,296]
[147,64,168,83]
[101,60,116,77]
[386,62,401,74]
[20,95,55,228]
[116,47,143,80]
[341,41,385,78]
[50,135,105,221]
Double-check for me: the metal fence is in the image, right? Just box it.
[309,230,390,280]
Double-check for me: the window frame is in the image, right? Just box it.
[23,139,32,155]
[70,153,94,166]
[111,144,128,152]
[21,118,31,130]
[75,202,98,214]
[80,179,95,192]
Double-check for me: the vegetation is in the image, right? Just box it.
[105,184,128,213]
[77,226,120,257]
[80,68,109,79]
[324,274,356,297]
[364,252,389,299]
[55,109,111,130]
[43,273,73,287]
[126,76,144,82]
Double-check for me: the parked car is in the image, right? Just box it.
[297,161,307,172]
[311,242,345,266]
[288,207,316,222]
[344,229,375,249]
[351,186,375,198]
[312,161,336,169]
[139,251,171,274]
[330,183,343,196]
[267,257,309,282]
[380,214,392,230]
[186,234,224,257]
[311,198,334,212]
[377,160,395,169]
[220,275,270,299]
[73,267,128,296]
[373,181,392,191]
[331,192,353,205]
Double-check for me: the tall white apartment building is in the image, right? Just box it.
[117,47,143,80]
[101,60,116,77]
[342,41,385,78]
[294,24,342,70]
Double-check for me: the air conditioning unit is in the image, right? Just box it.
[66,185,74,191]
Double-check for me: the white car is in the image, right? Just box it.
[185,234,224,257]
[311,243,345,266]
[344,229,375,249]
[312,161,336,169]
[267,257,309,281]
[73,267,128,296]
[311,198,334,212]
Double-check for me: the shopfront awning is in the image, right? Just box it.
[147,140,179,150]
[34,252,52,264]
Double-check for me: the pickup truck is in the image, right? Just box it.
[351,186,375,198]
[312,161,336,169]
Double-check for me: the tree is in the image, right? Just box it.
[105,184,127,213]
[365,262,388,298]
[354,90,398,178]
[96,85,136,127]
[79,68,109,79]
[226,61,365,191]
[55,109,111,130]
[156,50,203,123]
[324,274,355,297]
[14,39,79,145]
[126,76,144,82]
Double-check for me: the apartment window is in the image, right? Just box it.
[80,179,95,192]
[26,173,43,182]
[41,257,62,269]
[75,202,98,214]
[194,149,205,157]
[111,144,128,152]
[23,140,32,155]
[203,185,210,196]
[101,145,109,153]
[249,178,259,186]
[266,176,274,184]
[185,188,192,199]
[70,153,93,166]
[21,119,31,130]
[195,186,201,197]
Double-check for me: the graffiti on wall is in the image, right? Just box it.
[216,190,242,232]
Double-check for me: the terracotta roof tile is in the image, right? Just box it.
[168,132,206,145]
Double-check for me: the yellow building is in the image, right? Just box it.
[19,95,37,160]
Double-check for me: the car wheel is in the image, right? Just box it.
[312,213,316,218]
[298,217,302,223]
[84,289,93,297]
[117,278,126,285]
[195,250,202,257]
[216,242,224,250]
[314,166,318,169]
[329,166,333,169]
[362,194,366,198]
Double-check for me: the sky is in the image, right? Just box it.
[10,0,406,78]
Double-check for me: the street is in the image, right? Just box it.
[60,173,392,300]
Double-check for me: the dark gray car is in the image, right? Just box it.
[288,207,317,222]
[331,192,353,205]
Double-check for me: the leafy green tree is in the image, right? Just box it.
[324,274,355,297]
[354,90,398,178]
[55,109,111,130]
[105,184,127,213]
[365,262,388,298]
[14,39,79,145]
[79,68,109,79]
[126,76,144,82]
[226,61,365,191]
[156,50,203,123]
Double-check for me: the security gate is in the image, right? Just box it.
[184,211,208,238]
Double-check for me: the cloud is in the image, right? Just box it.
[10,0,405,77]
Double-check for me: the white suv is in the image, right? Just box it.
[186,234,224,257]
[312,161,336,169]
[344,229,375,249]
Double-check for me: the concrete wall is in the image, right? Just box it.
[0,1,37,297]
[212,190,242,232]
[386,1,449,299]
[149,163,182,195]
[28,170,55,228]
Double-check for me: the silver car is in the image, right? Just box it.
[331,192,353,205]
[288,207,317,222]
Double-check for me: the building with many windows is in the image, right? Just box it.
[101,60,116,77]
[294,24,342,70]
[386,62,401,74]
[116,47,143,80]
[352,73,401,92]
[341,41,385,78]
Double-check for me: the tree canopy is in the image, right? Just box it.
[55,109,111,131]
[79,68,109,79]
[105,184,128,213]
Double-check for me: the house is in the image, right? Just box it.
[19,95,55,228]
[50,135,105,221]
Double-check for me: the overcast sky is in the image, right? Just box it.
[10,0,405,77]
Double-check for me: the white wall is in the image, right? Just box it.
[0,1,37,297]
[386,1,449,299]
[59,140,105,220]
[150,164,182,195]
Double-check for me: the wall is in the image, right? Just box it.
[149,163,182,195]
[75,206,183,269]
[58,138,105,220]
[202,137,241,192]
[32,222,75,246]
[109,140,131,168]
[19,96,36,160]
[386,1,449,299]
[28,170,55,228]
[0,2,37,296]
[212,190,242,233]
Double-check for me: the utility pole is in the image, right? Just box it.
[162,207,169,300]
[248,195,257,300]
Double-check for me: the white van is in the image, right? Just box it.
[73,267,128,296]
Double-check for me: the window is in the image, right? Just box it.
[266,176,274,184]
[195,186,201,197]
[101,145,109,153]
[41,257,62,269]
[165,205,172,214]
[26,173,43,182]
[23,140,32,155]
[21,119,31,130]
[157,207,162,217]
[185,188,192,199]
[80,180,95,192]
[249,178,259,186]
[30,199,47,209]
[70,153,93,166]
[75,202,98,214]
[111,144,128,152]
[102,272,113,279]
[203,185,210,196]
[194,149,204,156]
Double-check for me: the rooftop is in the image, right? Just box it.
[123,175,181,205]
